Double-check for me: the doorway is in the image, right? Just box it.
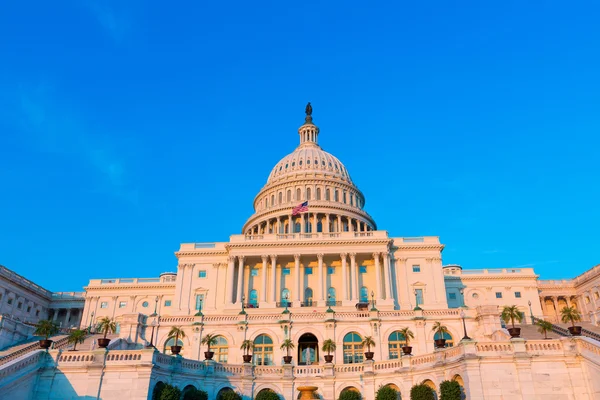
[298,333,319,365]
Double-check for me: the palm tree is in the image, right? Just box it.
[561,306,582,335]
[97,317,117,339]
[280,338,295,363]
[322,339,337,356]
[399,327,415,346]
[240,339,254,355]
[168,326,186,344]
[536,319,553,339]
[201,333,218,352]
[432,321,450,348]
[362,336,376,353]
[501,305,523,329]
[67,329,87,351]
[34,320,59,349]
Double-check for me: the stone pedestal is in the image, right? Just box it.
[297,386,318,400]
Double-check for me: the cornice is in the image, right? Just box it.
[84,283,176,291]
[444,274,539,281]
[225,238,393,249]
[393,245,445,251]
[175,251,228,257]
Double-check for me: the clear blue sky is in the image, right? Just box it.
[1,1,599,292]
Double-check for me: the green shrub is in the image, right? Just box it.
[219,390,242,400]
[183,387,209,400]
[375,385,398,400]
[255,389,280,400]
[439,380,462,400]
[156,383,181,400]
[339,389,361,400]
[410,384,434,400]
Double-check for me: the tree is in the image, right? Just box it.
[339,389,361,400]
[375,385,399,400]
[280,338,295,357]
[34,320,58,340]
[255,389,280,400]
[240,339,254,355]
[219,390,242,400]
[362,336,376,352]
[560,306,582,327]
[97,317,117,339]
[432,321,449,337]
[167,326,186,345]
[536,319,553,339]
[410,384,435,400]
[67,329,86,351]
[501,305,523,329]
[154,383,181,400]
[439,380,462,400]
[322,338,337,355]
[201,333,218,352]
[399,327,415,346]
[183,387,208,400]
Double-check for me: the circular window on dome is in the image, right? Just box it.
[292,162,295,167]
[299,160,303,166]
[307,159,310,164]
[472,293,479,299]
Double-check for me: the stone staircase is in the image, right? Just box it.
[529,317,600,342]
[0,335,69,366]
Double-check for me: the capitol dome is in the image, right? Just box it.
[242,104,376,235]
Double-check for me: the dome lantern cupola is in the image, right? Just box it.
[298,102,319,147]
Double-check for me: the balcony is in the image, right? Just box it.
[231,231,390,243]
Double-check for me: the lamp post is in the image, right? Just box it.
[370,290,377,311]
[460,310,471,341]
[240,295,246,315]
[151,296,159,317]
[413,289,422,311]
[147,319,157,348]
[88,312,94,333]
[153,316,161,350]
[459,288,466,308]
[528,300,533,323]
[283,294,290,314]
[326,294,334,313]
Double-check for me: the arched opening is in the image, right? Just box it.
[360,286,369,303]
[453,375,466,400]
[253,334,274,365]
[317,220,323,232]
[316,188,321,200]
[306,188,311,200]
[296,188,301,201]
[278,192,282,204]
[294,222,301,233]
[304,288,314,307]
[212,335,228,363]
[287,190,291,202]
[163,337,184,355]
[298,333,319,365]
[340,387,361,398]
[422,380,438,399]
[183,385,200,400]
[328,287,336,305]
[383,384,401,400]
[271,194,275,207]
[217,387,235,400]
[343,332,363,364]
[249,289,258,308]
[388,331,407,359]
[257,388,279,400]
[325,189,330,201]
[152,381,165,400]
[281,288,290,305]
[433,331,454,347]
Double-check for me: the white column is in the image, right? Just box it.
[337,215,342,232]
[236,256,245,304]
[53,309,59,321]
[301,214,305,234]
[288,214,293,233]
[65,309,72,327]
[383,252,392,300]
[341,253,348,301]
[261,255,268,303]
[294,254,301,302]
[350,253,358,301]
[226,256,235,305]
[325,214,330,233]
[270,255,277,302]
[374,253,382,302]
[318,253,324,301]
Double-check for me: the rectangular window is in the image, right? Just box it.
[35,310,40,317]
[282,268,291,276]
[198,270,207,278]
[496,292,503,299]
[164,300,172,307]
[100,302,108,308]
[415,289,424,306]
[251,268,259,277]
[17,302,22,309]
[119,301,127,308]
[327,267,335,274]
[359,266,367,273]
[412,265,421,273]
[448,293,457,300]
[515,292,522,298]
[27,305,32,313]
[195,294,204,310]
[305,267,313,275]
[7,298,13,305]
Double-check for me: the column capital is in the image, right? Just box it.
[372,252,381,258]
[317,253,324,260]
[270,254,277,261]
[340,252,348,259]
[294,254,301,261]
[261,255,269,262]
[238,255,245,263]
[228,255,236,263]
[179,263,194,269]
[349,252,356,258]
[382,251,390,257]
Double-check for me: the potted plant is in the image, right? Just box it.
[240,339,254,363]
[399,327,414,355]
[362,336,376,361]
[536,319,553,339]
[280,338,295,364]
[97,317,117,348]
[561,306,582,336]
[432,321,449,348]
[201,333,218,360]
[34,320,58,349]
[501,305,523,338]
[322,338,336,363]
[167,326,186,355]
[67,329,87,351]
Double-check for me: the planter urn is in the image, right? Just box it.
[242,354,253,363]
[97,338,111,348]
[508,327,521,338]
[283,355,292,364]
[364,351,374,360]
[39,339,53,349]
[401,346,412,355]
[324,354,334,363]
[170,345,182,355]
[568,326,582,336]
[204,351,214,360]
[434,338,447,348]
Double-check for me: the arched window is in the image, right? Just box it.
[271,194,275,206]
[360,286,369,303]
[388,331,407,359]
[307,188,311,200]
[343,191,347,204]
[253,335,274,365]
[334,190,339,202]
[249,289,258,307]
[434,331,454,347]
[213,335,229,363]
[328,287,336,304]
[281,288,290,303]
[343,332,363,364]
[287,190,291,202]
[304,288,313,306]
[317,220,323,232]
[163,337,184,355]
[278,192,283,204]
[296,188,301,200]
[350,194,354,206]
[325,189,330,201]
[294,222,301,233]
[316,188,321,200]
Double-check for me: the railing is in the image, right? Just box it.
[0,335,69,366]
[299,301,317,307]
[276,302,293,308]
[52,292,85,299]
[254,365,283,376]
[334,364,364,373]
[476,343,513,352]
[159,316,195,324]
[294,365,323,375]
[194,243,216,249]
[243,303,259,309]
[325,301,342,307]
[525,341,563,353]
[0,350,46,382]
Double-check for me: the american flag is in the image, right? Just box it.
[292,201,309,215]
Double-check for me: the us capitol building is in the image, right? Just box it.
[1,105,599,400]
